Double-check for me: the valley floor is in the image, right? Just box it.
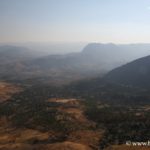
[0,82,150,150]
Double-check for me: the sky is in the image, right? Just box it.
[1,0,150,43]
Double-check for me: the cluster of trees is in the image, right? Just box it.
[0,85,85,134]
[84,99,150,149]
[0,86,71,132]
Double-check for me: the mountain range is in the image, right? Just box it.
[1,43,150,150]
[0,43,150,85]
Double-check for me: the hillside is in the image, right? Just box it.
[29,43,150,73]
[0,86,103,150]
[105,55,150,88]
[1,43,150,86]
[0,81,22,103]
[1,54,150,149]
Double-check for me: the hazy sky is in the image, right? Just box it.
[1,0,150,43]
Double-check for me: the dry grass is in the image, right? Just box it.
[0,81,22,102]
[46,141,92,150]
[0,141,92,150]
[69,130,104,149]
[105,145,150,150]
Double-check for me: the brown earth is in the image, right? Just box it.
[0,81,22,102]
[69,130,103,150]
[0,125,93,150]
[105,145,150,150]
[0,141,92,150]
